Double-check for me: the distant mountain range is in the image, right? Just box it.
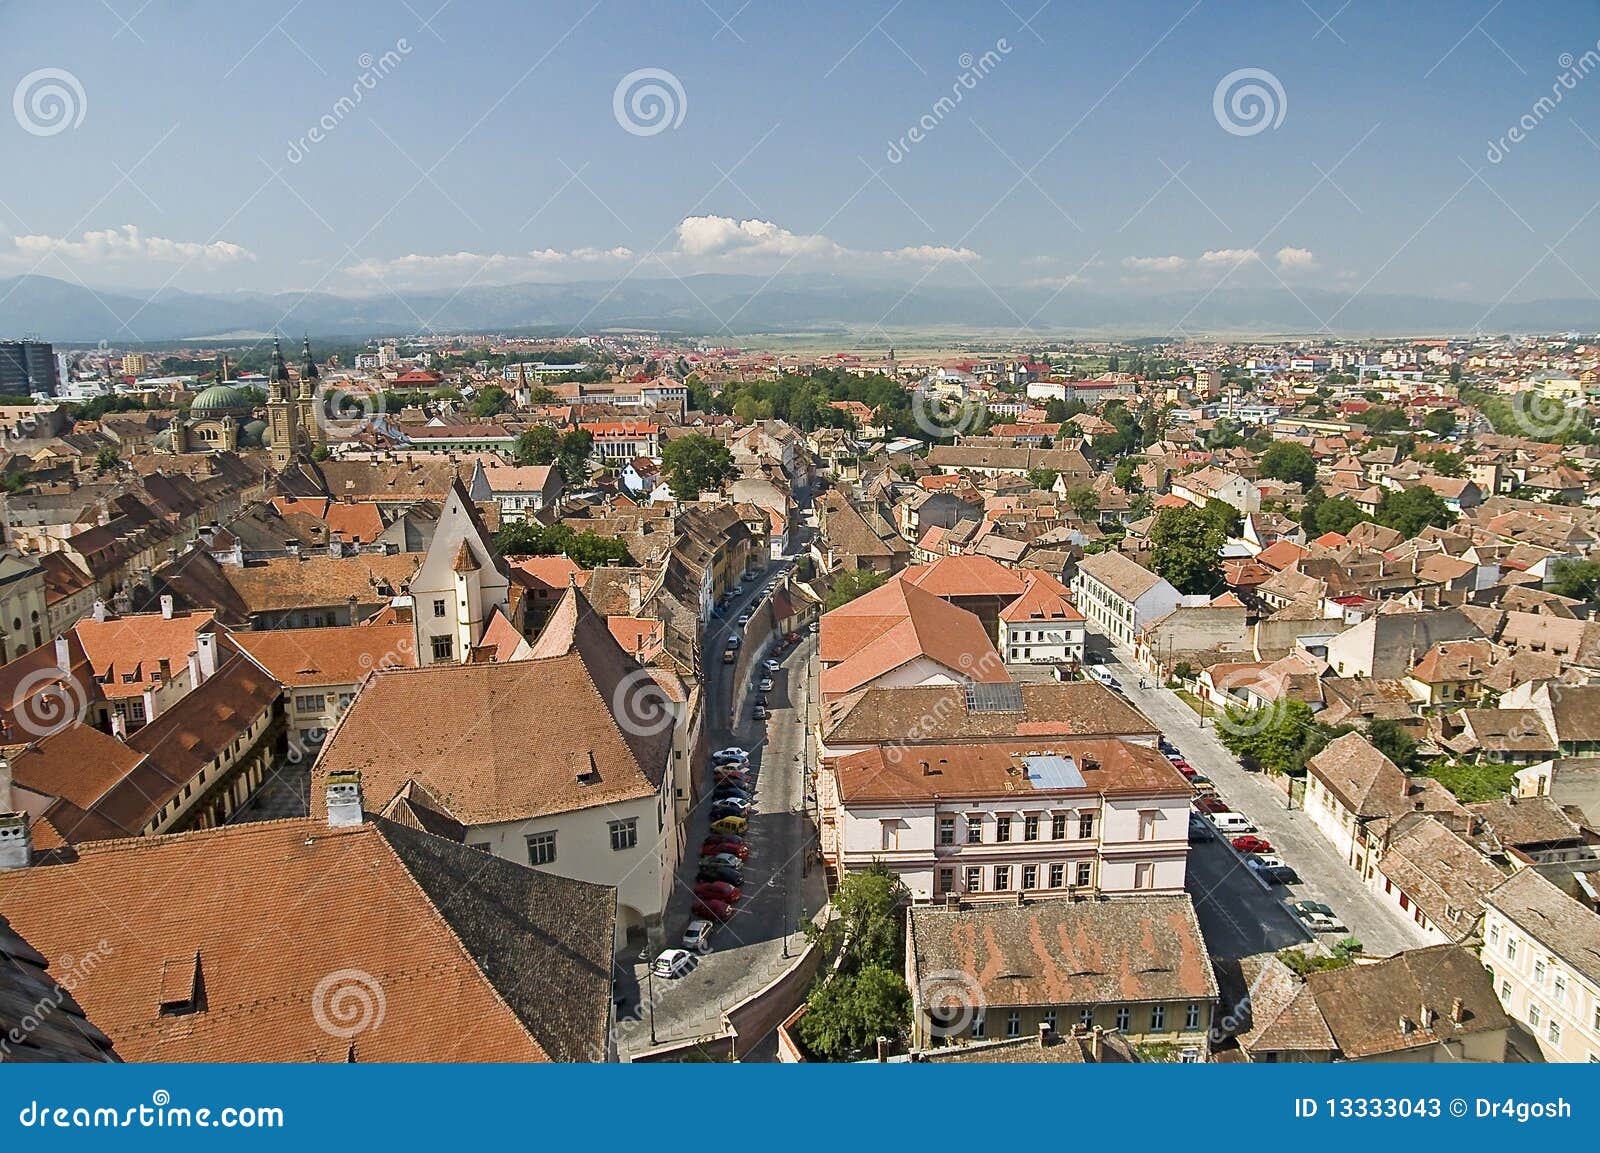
[1,272,1596,343]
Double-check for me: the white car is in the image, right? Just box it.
[763,659,780,672]
[651,948,696,979]
[712,747,748,762]
[758,677,774,692]
[736,613,751,627]
[682,919,715,953]
[725,635,742,649]
[1210,812,1256,835]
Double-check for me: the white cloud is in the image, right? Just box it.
[345,215,980,288]
[1123,255,1188,272]
[1275,245,1317,270]
[343,245,634,287]
[9,224,253,266]
[1197,248,1259,266]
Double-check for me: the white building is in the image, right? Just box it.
[1072,551,1182,649]
[409,479,512,666]
[998,570,1086,665]
[1483,867,1600,1063]
[820,738,1191,903]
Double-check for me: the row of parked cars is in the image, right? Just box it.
[1170,738,1351,935]
[652,746,757,980]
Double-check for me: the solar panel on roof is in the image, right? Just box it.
[1021,754,1085,790]
[963,682,1023,713]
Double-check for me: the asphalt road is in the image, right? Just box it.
[615,534,825,1059]
[1093,640,1431,958]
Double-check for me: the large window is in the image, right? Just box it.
[1049,863,1065,888]
[526,831,557,866]
[964,866,982,893]
[1023,814,1040,842]
[431,635,454,661]
[1075,861,1092,887]
[995,816,1012,843]
[966,815,983,844]
[608,819,638,852]
[993,865,1011,891]
[1021,865,1038,890]
[1078,812,1095,839]
[938,815,955,846]
[1051,814,1067,839]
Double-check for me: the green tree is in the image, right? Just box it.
[824,568,888,611]
[1217,699,1321,775]
[469,385,510,418]
[555,428,594,486]
[1259,442,1317,486]
[1149,505,1225,594]
[832,864,909,969]
[515,425,559,466]
[1310,496,1370,536]
[1376,485,1453,536]
[1422,409,1458,437]
[1414,449,1466,477]
[1113,458,1142,491]
[1066,485,1100,521]
[1366,719,1419,772]
[796,965,911,1061]
[1548,558,1600,602]
[660,433,735,498]
[94,446,121,475]
[1028,468,1059,492]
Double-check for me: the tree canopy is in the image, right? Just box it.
[1259,441,1317,486]
[660,433,735,499]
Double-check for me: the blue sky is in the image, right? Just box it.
[3,0,1600,307]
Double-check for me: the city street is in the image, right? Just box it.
[1094,641,1431,958]
[616,533,826,1059]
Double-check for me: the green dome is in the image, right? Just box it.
[190,383,253,415]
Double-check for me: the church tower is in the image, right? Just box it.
[266,337,300,469]
[296,336,326,456]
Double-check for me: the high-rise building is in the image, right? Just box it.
[0,340,59,396]
[120,352,150,376]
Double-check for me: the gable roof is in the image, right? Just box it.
[1306,945,1508,1059]
[818,576,1007,697]
[0,817,615,1061]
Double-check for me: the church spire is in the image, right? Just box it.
[270,337,291,384]
[301,335,320,381]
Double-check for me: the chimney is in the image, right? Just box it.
[875,1036,889,1063]
[54,635,72,673]
[0,812,31,871]
[1090,1025,1104,1061]
[944,892,960,910]
[142,686,159,726]
[1037,1021,1053,1049]
[1419,1003,1435,1030]
[195,631,218,682]
[1015,890,1026,907]
[0,753,11,812]
[1450,997,1465,1024]
[91,599,108,623]
[1398,1015,1413,1035]
[346,594,359,622]
[326,770,364,828]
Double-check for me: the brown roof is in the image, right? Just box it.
[1376,817,1504,942]
[74,611,219,700]
[1075,551,1169,603]
[909,894,1218,1009]
[902,554,1027,598]
[8,723,170,846]
[819,576,1007,697]
[1306,945,1509,1059]
[824,681,1158,746]
[0,817,616,1061]
[1306,732,1464,823]
[313,590,671,825]
[231,624,418,688]
[221,553,420,614]
[1225,955,1337,1057]
[833,738,1190,805]
[1488,868,1600,987]
[0,911,119,1062]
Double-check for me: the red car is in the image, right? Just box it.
[694,880,742,904]
[1232,835,1273,854]
[1171,759,1194,774]
[1194,795,1230,815]
[714,768,748,784]
[784,631,801,643]
[701,837,750,859]
[692,897,735,922]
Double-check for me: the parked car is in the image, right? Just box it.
[711,806,751,824]
[712,747,749,762]
[651,948,697,979]
[701,837,749,860]
[1248,855,1300,884]
[726,635,742,649]
[758,677,774,692]
[1290,900,1345,933]
[784,631,801,643]
[1188,815,1214,841]
[753,703,769,720]
[1193,795,1231,815]
[1189,775,1215,792]
[736,613,751,627]
[710,815,747,835]
[722,647,737,665]
[1170,758,1193,774]
[682,919,715,953]
[703,851,744,870]
[692,897,736,922]
[1158,736,1179,755]
[1232,835,1273,855]
[713,790,751,807]
[698,864,742,886]
[1210,812,1257,835]
[694,880,742,904]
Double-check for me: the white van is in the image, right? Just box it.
[1087,665,1120,690]
[1211,812,1257,835]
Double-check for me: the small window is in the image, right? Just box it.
[938,815,955,846]
[937,867,954,894]
[964,866,982,893]
[995,816,1012,843]
[1006,1010,1021,1038]
[608,818,638,852]
[993,865,1011,891]
[1021,864,1038,890]
[1023,814,1040,842]
[1078,813,1095,839]
[972,1012,986,1039]
[1049,862,1065,888]
[1150,1004,1165,1030]
[1506,938,1518,962]
[966,815,983,844]
[431,635,454,661]
[432,598,447,618]
[1075,861,1092,887]
[1185,1002,1201,1030]
[1115,1007,1130,1031]
[1080,1006,1094,1027]
[526,831,557,866]
[1051,813,1067,839]
[1529,1004,1541,1027]
[1549,1019,1562,1044]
